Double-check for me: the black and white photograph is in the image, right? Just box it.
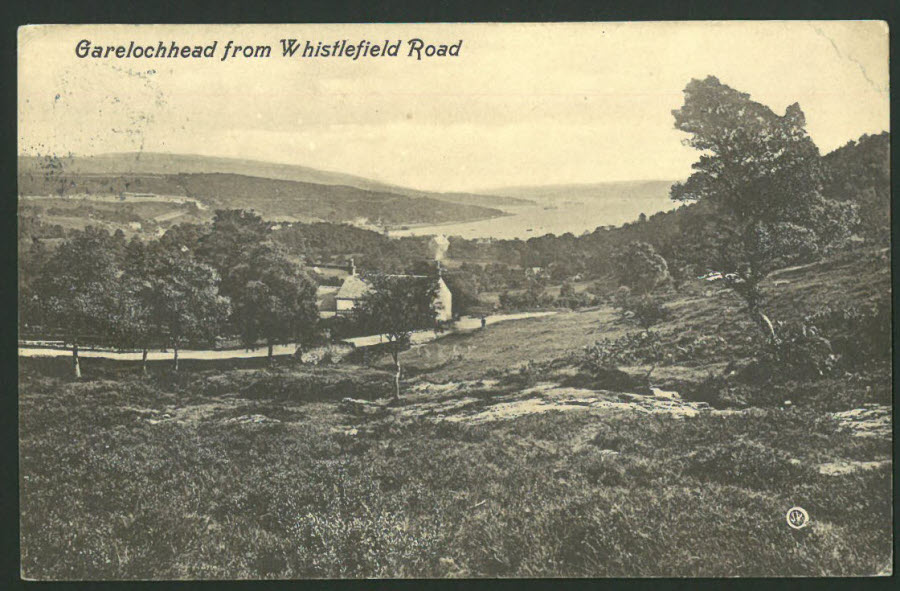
[17,22,891,578]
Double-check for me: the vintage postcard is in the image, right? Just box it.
[18,22,891,579]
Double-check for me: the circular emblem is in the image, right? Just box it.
[786,506,809,530]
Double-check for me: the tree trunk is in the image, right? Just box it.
[72,339,81,379]
[267,340,274,365]
[742,280,778,346]
[749,305,777,344]
[141,348,149,375]
[392,349,401,400]
[756,311,776,342]
[173,344,179,372]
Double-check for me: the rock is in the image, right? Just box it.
[224,414,280,424]
[650,386,680,400]
[832,405,891,439]
[818,460,890,476]
[340,397,386,416]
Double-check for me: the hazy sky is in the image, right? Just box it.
[19,22,889,192]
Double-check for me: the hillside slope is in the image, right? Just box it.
[18,167,508,228]
[19,152,531,209]
[822,132,890,241]
[19,244,891,578]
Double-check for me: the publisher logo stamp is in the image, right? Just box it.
[786,506,810,530]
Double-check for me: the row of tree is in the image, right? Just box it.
[21,208,444,394]
[22,211,321,376]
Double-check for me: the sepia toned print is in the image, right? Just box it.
[18,22,890,578]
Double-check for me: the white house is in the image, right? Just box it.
[335,275,372,314]
[328,264,453,322]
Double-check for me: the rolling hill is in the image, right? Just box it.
[19,158,519,231]
[19,152,532,209]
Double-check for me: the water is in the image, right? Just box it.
[389,197,678,240]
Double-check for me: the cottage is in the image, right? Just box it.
[315,285,340,319]
[323,261,453,322]
[335,274,372,314]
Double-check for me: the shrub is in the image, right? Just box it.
[613,286,631,309]
[802,294,890,369]
[681,372,729,407]
[627,295,669,329]
[669,333,733,365]
[582,331,669,369]
[555,290,598,310]
[681,438,820,490]
[498,288,555,311]
[769,321,837,380]
[612,241,669,295]
[186,367,394,401]
[744,294,889,388]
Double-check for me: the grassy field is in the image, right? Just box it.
[19,369,892,578]
[18,247,893,579]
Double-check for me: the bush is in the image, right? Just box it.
[555,289,598,310]
[769,322,837,380]
[802,294,890,369]
[748,292,890,382]
[611,288,669,330]
[582,331,669,369]
[186,367,394,401]
[681,372,730,407]
[745,294,889,387]
[669,333,734,365]
[613,286,631,309]
[498,287,555,311]
[681,438,820,490]
[627,295,669,329]
[612,241,669,295]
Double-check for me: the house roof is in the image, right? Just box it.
[335,274,447,301]
[316,285,339,311]
[336,275,372,300]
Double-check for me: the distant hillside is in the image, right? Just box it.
[173,173,507,226]
[822,132,890,242]
[476,180,677,205]
[18,152,532,209]
[18,154,511,227]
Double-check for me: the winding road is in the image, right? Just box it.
[18,312,557,361]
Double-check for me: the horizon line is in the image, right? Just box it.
[16,149,684,195]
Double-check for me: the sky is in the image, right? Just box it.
[18,22,889,193]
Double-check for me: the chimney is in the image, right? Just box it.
[349,258,356,276]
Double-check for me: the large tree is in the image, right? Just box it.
[822,132,890,244]
[230,244,319,362]
[670,76,858,341]
[119,238,164,374]
[31,227,126,377]
[612,241,669,295]
[353,274,437,399]
[126,239,230,371]
[195,210,270,289]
